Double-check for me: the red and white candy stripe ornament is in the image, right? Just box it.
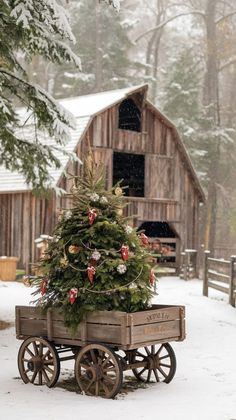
[149,269,156,287]
[69,288,78,305]
[121,245,129,261]
[40,279,48,296]
[140,233,149,246]
[88,209,97,225]
[87,266,96,284]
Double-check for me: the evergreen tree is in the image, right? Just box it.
[31,155,155,329]
[52,0,133,97]
[0,0,82,190]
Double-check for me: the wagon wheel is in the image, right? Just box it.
[18,336,60,387]
[131,343,176,384]
[75,344,123,398]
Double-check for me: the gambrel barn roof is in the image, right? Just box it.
[0,84,205,200]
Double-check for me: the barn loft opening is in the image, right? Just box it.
[118,98,141,132]
[113,152,145,197]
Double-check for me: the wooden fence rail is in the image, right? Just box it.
[203,251,236,307]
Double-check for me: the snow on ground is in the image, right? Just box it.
[0,277,236,420]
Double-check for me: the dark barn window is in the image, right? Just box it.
[113,152,145,197]
[118,98,141,132]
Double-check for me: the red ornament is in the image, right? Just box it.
[69,288,78,305]
[149,269,156,286]
[121,245,129,261]
[88,209,97,225]
[87,266,96,284]
[140,233,149,246]
[40,279,48,296]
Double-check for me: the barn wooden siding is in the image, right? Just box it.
[0,193,56,269]
[73,102,201,250]
[0,96,202,269]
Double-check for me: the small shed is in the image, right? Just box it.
[0,84,205,271]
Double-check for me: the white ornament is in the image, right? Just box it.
[100,196,108,204]
[117,264,127,274]
[125,225,133,234]
[91,250,101,261]
[90,193,100,202]
[64,210,72,220]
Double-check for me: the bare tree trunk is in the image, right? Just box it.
[95,0,102,92]
[203,0,220,251]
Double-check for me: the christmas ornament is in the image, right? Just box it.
[149,269,156,286]
[40,279,48,295]
[64,210,72,220]
[68,245,80,254]
[88,209,97,225]
[89,192,100,202]
[87,266,96,284]
[140,233,149,246]
[121,245,129,261]
[60,257,69,267]
[91,250,101,261]
[117,264,127,274]
[100,196,108,204]
[114,186,123,196]
[69,288,78,305]
[125,225,133,234]
[23,275,31,287]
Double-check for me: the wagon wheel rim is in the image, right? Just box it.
[131,343,176,384]
[18,337,60,388]
[75,344,123,398]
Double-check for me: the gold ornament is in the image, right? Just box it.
[114,186,123,196]
[23,275,32,287]
[60,257,69,267]
[68,245,80,254]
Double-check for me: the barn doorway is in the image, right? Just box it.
[113,152,145,197]
[138,221,180,272]
[118,98,141,132]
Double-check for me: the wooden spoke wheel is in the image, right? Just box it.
[18,337,60,387]
[75,344,123,398]
[131,343,176,384]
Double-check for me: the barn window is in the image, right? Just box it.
[118,98,141,132]
[113,152,145,197]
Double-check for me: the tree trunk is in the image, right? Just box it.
[203,0,220,252]
[94,0,102,92]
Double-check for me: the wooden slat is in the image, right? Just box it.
[208,281,229,294]
[208,259,230,276]
[208,269,230,284]
[131,306,181,326]
[131,320,180,345]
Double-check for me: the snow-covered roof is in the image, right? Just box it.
[0,85,146,193]
[0,116,90,193]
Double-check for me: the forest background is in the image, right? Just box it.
[22,0,236,255]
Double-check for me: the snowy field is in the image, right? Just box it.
[0,277,235,420]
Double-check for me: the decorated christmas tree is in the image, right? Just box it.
[32,154,156,329]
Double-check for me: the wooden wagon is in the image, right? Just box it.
[15,304,185,398]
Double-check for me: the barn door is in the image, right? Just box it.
[145,155,174,199]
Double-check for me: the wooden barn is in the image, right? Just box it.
[0,84,204,272]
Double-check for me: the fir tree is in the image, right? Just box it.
[31,155,155,329]
[52,0,132,97]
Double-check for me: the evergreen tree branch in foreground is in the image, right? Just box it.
[30,155,156,330]
[0,0,82,191]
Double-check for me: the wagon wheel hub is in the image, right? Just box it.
[27,356,43,372]
[147,354,160,370]
[85,365,103,381]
